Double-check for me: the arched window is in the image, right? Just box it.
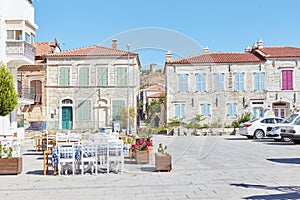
[30,80,42,104]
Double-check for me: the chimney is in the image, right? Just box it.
[257,39,263,49]
[112,39,117,49]
[203,46,209,53]
[166,50,172,62]
[150,63,157,73]
[245,46,251,52]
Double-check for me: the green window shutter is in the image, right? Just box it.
[78,100,91,120]
[59,67,70,86]
[116,67,127,86]
[112,100,125,121]
[98,67,108,86]
[79,67,89,86]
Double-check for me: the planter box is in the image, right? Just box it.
[155,154,172,171]
[135,150,149,164]
[0,157,22,175]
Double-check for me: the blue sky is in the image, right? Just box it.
[33,0,300,69]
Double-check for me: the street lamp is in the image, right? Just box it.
[126,44,130,135]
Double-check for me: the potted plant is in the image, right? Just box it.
[131,137,153,164]
[155,143,172,171]
[0,65,22,175]
[0,141,22,175]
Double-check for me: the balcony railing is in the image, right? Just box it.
[6,41,35,62]
[18,87,35,101]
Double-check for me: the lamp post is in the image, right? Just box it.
[126,44,130,135]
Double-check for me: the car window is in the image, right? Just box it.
[261,118,274,124]
[293,117,300,125]
[283,113,299,124]
[275,118,283,123]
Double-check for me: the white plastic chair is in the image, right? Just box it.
[57,143,76,175]
[80,141,97,175]
[107,139,124,173]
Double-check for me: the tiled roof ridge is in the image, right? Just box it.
[167,51,256,64]
[47,44,137,57]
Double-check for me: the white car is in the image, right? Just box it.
[239,117,284,139]
[280,116,300,144]
[266,113,300,141]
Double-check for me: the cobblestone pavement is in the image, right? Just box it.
[1,135,300,199]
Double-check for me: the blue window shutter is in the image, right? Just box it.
[98,67,108,86]
[240,73,245,91]
[184,74,188,92]
[234,73,238,92]
[253,109,257,119]
[259,109,264,117]
[196,73,206,92]
[227,104,231,116]
[201,104,210,116]
[79,67,89,86]
[233,104,237,115]
[196,74,200,92]
[202,73,206,92]
[181,104,185,118]
[175,104,184,118]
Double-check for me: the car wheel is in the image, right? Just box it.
[293,140,300,144]
[246,136,254,139]
[254,129,264,139]
[282,137,291,142]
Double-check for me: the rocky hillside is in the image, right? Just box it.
[140,70,165,89]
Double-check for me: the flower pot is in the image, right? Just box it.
[155,153,172,172]
[135,150,149,164]
[148,146,154,160]
[0,157,22,175]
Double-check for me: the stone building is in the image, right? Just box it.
[17,40,61,128]
[45,41,140,132]
[164,40,300,126]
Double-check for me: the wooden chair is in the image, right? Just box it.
[43,149,55,175]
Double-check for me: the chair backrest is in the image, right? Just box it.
[57,143,76,160]
[81,141,97,159]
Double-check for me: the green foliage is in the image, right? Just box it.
[231,112,252,128]
[167,118,185,127]
[0,65,18,116]
[184,114,205,129]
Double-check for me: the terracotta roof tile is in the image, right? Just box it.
[142,84,165,91]
[47,45,137,57]
[167,52,262,64]
[254,46,300,58]
[35,42,57,56]
[148,92,165,98]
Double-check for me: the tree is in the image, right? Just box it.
[0,65,18,116]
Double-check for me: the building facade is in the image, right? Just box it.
[45,42,140,133]
[0,0,37,137]
[164,40,300,127]
[17,40,61,129]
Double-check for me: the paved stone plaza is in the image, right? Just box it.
[0,135,300,199]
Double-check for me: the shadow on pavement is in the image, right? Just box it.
[140,167,156,172]
[26,170,45,175]
[267,158,300,164]
[224,137,249,141]
[231,183,300,200]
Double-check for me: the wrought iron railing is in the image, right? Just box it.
[18,87,35,100]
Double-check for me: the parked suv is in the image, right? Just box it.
[266,113,300,141]
[239,117,284,139]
